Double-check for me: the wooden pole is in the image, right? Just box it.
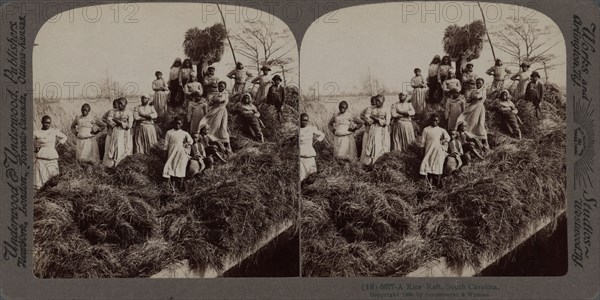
[217,4,237,65]
[477,2,497,61]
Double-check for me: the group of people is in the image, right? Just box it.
[34,58,289,191]
[300,55,547,187]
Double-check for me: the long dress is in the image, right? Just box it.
[163,129,192,178]
[457,90,488,140]
[419,126,450,176]
[328,111,360,160]
[152,78,169,117]
[442,78,462,104]
[133,105,158,154]
[169,66,182,106]
[410,75,427,115]
[201,91,230,144]
[102,108,114,161]
[252,75,271,104]
[445,96,466,131]
[427,64,441,103]
[103,109,133,167]
[512,70,531,101]
[360,107,391,166]
[227,69,253,94]
[34,128,67,189]
[187,100,207,135]
[72,115,102,163]
[299,125,325,181]
[390,102,416,152]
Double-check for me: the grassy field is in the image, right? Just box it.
[33,95,299,278]
[300,87,567,277]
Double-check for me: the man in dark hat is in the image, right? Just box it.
[524,71,544,119]
[267,74,285,121]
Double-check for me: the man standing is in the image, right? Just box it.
[227,62,253,95]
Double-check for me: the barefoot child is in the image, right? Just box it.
[187,133,207,177]
[328,101,362,160]
[198,124,228,167]
[444,130,463,174]
[420,114,450,188]
[456,121,484,165]
[300,113,325,181]
[163,117,192,191]
[34,116,68,190]
[71,103,105,163]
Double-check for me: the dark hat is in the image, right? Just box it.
[261,65,271,71]
[520,62,530,67]
[531,71,540,78]
[272,75,282,81]
[466,63,474,67]
[207,65,215,70]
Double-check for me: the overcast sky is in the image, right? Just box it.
[300,2,566,96]
[33,3,298,99]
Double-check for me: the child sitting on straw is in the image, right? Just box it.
[187,133,207,177]
[34,115,68,190]
[456,121,484,165]
[444,130,463,174]
[300,113,325,181]
[197,123,228,165]
[420,114,450,188]
[71,103,105,164]
[494,89,522,139]
[163,117,193,191]
[328,101,363,160]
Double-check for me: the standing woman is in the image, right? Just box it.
[390,92,416,152]
[71,103,105,163]
[486,58,511,94]
[410,68,427,115]
[133,94,158,154]
[299,113,325,181]
[102,99,119,162]
[103,97,133,167]
[163,117,193,191]
[420,114,450,188]
[457,78,489,149]
[510,62,531,101]
[152,71,169,118]
[361,95,391,166]
[461,63,478,99]
[202,66,220,96]
[34,115,67,190]
[441,69,461,106]
[267,75,286,122]
[427,55,441,103]
[202,81,231,152]
[183,72,203,109]
[251,65,272,104]
[168,58,182,107]
[328,101,363,160]
[227,62,253,95]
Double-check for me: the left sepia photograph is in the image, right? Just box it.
[32,3,299,278]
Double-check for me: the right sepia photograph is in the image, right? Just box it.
[300,2,567,277]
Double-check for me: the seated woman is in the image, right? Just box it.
[328,100,362,160]
[494,89,522,139]
[71,103,105,163]
[238,93,264,143]
[420,114,450,188]
[456,121,485,165]
[34,115,68,190]
[457,78,489,150]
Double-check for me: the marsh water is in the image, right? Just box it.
[478,213,568,276]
